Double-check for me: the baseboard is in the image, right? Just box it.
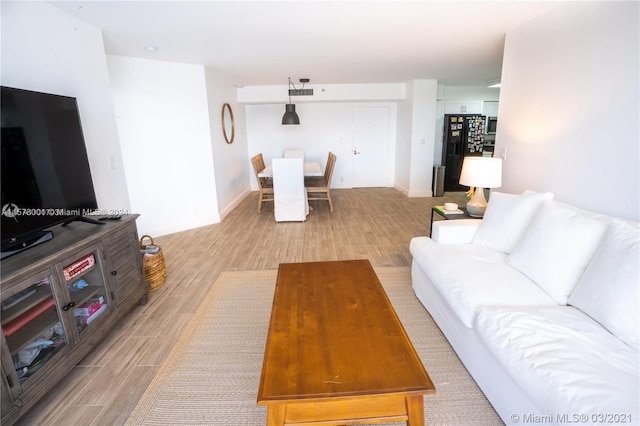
[219,188,252,220]
[394,184,409,196]
[394,184,434,198]
[407,189,433,198]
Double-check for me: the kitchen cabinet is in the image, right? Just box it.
[0,215,147,425]
[444,101,483,114]
[483,101,499,117]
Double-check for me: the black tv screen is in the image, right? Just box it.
[1,86,98,256]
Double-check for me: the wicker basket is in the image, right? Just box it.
[139,235,166,290]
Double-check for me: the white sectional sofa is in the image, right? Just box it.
[410,191,639,425]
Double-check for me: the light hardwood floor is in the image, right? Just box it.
[16,188,467,426]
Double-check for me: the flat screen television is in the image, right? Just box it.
[1,86,100,258]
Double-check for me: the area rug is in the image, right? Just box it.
[125,267,501,425]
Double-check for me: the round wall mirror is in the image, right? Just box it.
[221,103,235,144]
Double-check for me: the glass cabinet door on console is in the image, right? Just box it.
[57,246,112,339]
[0,269,70,396]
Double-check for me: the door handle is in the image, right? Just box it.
[353,147,361,155]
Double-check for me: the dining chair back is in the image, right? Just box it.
[284,149,305,160]
[305,152,337,212]
[251,153,274,214]
[272,158,308,222]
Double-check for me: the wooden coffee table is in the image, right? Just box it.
[257,259,435,425]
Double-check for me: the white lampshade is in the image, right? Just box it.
[459,157,503,188]
[459,157,503,217]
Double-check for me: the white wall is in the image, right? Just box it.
[498,1,639,220]
[243,81,440,197]
[245,102,398,190]
[205,67,251,219]
[408,80,439,197]
[394,84,414,194]
[242,82,407,193]
[107,55,220,236]
[396,80,440,197]
[1,2,130,213]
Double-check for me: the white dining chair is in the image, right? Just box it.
[283,149,305,160]
[272,158,309,222]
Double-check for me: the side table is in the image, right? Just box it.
[429,206,472,236]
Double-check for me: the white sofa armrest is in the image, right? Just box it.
[432,219,483,244]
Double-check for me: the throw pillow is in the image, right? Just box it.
[472,191,554,253]
[569,219,639,351]
[508,200,608,305]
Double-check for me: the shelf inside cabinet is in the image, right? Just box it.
[67,285,102,308]
[1,284,53,325]
[4,307,60,355]
[69,285,109,333]
[76,303,108,333]
[17,344,64,384]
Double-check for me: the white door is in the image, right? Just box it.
[352,107,389,187]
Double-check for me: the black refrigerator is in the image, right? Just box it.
[441,114,486,191]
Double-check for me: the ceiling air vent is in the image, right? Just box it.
[288,78,313,96]
[289,88,314,96]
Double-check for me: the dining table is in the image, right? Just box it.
[258,161,322,178]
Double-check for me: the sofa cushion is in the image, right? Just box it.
[569,219,640,351]
[475,306,639,417]
[472,191,554,254]
[508,200,608,305]
[410,237,556,328]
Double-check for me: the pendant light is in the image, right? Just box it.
[282,77,300,125]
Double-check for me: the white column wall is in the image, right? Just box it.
[408,80,439,197]
[394,83,414,195]
[107,55,219,236]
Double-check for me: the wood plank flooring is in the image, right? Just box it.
[15,188,467,426]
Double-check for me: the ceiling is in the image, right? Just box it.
[50,1,564,87]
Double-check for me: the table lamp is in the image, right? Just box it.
[459,157,503,217]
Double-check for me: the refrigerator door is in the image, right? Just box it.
[463,115,486,155]
[442,115,486,191]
